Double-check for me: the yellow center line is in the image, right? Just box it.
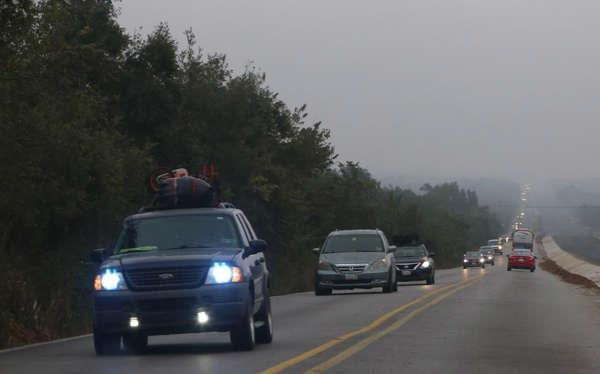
[304,277,483,373]
[259,274,484,374]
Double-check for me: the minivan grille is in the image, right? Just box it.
[124,266,208,291]
[334,264,367,273]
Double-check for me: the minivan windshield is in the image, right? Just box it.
[323,234,384,253]
[114,214,242,253]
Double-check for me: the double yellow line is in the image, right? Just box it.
[260,275,484,374]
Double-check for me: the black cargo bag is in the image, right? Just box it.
[156,176,216,209]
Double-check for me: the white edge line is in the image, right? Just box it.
[0,334,91,355]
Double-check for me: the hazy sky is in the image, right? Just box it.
[119,0,600,182]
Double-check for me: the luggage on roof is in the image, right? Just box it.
[152,168,219,209]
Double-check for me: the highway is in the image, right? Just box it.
[2,256,600,373]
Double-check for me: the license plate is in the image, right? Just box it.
[518,258,524,262]
[401,270,412,276]
[344,274,358,280]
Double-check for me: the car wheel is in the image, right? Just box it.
[255,296,273,344]
[123,333,147,354]
[492,261,495,266]
[230,304,256,351]
[382,271,394,293]
[426,275,435,285]
[530,266,535,272]
[93,330,121,356]
[507,266,511,271]
[481,264,485,269]
[463,265,467,269]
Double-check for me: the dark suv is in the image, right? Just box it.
[393,244,435,285]
[91,207,272,355]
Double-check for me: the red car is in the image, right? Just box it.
[507,250,536,272]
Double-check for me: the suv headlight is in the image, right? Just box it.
[420,260,431,269]
[318,261,334,271]
[479,258,485,263]
[205,262,244,284]
[463,259,468,263]
[487,255,493,260]
[366,258,388,272]
[94,269,127,291]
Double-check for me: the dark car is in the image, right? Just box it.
[463,251,485,268]
[479,246,496,265]
[487,239,504,255]
[91,207,272,355]
[393,245,435,285]
[313,230,397,295]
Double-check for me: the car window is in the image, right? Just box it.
[394,247,427,257]
[239,214,257,240]
[234,215,252,244]
[114,214,242,252]
[323,234,384,253]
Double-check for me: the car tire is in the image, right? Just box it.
[491,261,495,266]
[426,275,435,285]
[481,264,485,269]
[94,330,121,356]
[383,271,394,293]
[255,296,273,344]
[507,266,512,271]
[314,279,332,296]
[530,266,535,272]
[230,305,256,351]
[463,265,467,269]
[123,333,147,354]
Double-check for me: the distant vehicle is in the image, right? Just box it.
[463,251,485,268]
[313,230,397,295]
[512,229,534,250]
[479,246,496,265]
[393,244,435,285]
[487,239,504,255]
[507,249,536,272]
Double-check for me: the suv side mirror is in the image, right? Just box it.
[90,248,106,264]
[312,247,321,255]
[244,239,268,258]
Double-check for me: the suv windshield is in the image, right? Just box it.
[114,214,242,253]
[394,246,426,257]
[466,251,481,258]
[323,234,384,253]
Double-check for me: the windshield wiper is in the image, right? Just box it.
[118,246,158,254]
[160,244,212,251]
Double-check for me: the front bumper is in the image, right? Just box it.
[463,260,484,267]
[394,265,432,281]
[93,283,251,335]
[316,270,389,289]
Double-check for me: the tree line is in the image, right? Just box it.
[0,0,501,348]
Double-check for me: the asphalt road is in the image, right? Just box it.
[2,256,600,374]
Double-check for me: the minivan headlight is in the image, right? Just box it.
[366,258,388,272]
[94,269,127,291]
[205,262,244,284]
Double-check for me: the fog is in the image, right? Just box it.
[119,0,600,183]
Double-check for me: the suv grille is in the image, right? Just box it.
[334,264,367,273]
[124,266,208,291]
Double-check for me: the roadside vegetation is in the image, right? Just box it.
[0,1,500,348]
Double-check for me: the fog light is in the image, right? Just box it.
[129,316,140,328]
[197,311,209,324]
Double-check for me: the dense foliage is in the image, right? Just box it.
[0,0,500,348]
